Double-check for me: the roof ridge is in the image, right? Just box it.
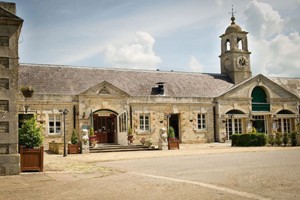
[20,63,227,76]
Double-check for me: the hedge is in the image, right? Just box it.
[231,133,267,147]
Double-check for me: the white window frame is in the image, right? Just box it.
[197,113,206,130]
[48,114,62,135]
[139,114,150,132]
[278,118,292,133]
[226,118,243,139]
[118,112,127,133]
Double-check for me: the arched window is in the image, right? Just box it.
[237,38,242,50]
[225,39,230,51]
[251,87,270,111]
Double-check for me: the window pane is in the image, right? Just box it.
[49,127,54,133]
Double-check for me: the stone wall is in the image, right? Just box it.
[0,2,23,175]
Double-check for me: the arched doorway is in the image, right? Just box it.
[225,109,245,139]
[92,109,118,144]
[275,110,295,134]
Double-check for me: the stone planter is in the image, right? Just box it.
[168,139,179,150]
[49,142,64,154]
[68,144,79,154]
[20,146,44,172]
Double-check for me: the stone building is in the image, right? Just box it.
[0,2,23,175]
[17,14,300,149]
[1,2,300,175]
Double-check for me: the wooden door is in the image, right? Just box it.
[93,114,116,143]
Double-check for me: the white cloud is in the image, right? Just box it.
[188,56,204,72]
[245,0,283,39]
[245,0,300,77]
[215,0,224,7]
[103,31,161,69]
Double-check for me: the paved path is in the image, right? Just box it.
[0,143,299,200]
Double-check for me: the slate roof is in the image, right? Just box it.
[269,77,300,98]
[18,64,234,98]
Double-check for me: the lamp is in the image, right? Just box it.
[59,108,69,157]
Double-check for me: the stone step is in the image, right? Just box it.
[89,144,158,153]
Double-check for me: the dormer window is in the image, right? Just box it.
[151,82,165,96]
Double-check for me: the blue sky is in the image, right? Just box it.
[10,0,300,77]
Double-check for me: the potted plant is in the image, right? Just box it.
[20,85,34,98]
[168,126,179,150]
[89,127,97,147]
[19,117,44,172]
[68,129,79,154]
[127,126,134,145]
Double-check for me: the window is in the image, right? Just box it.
[278,118,291,133]
[0,78,9,90]
[48,114,61,134]
[225,39,231,51]
[0,57,9,68]
[0,122,9,133]
[251,87,270,111]
[197,113,206,130]
[226,118,242,139]
[0,36,9,46]
[119,112,127,132]
[234,119,242,134]
[139,114,150,131]
[0,100,8,112]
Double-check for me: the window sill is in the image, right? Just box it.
[136,130,151,135]
[193,128,207,133]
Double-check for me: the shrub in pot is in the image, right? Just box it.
[168,126,179,150]
[19,118,44,172]
[68,129,79,154]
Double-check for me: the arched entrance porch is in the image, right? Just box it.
[92,109,118,144]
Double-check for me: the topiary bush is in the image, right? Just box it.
[231,134,240,146]
[19,118,43,148]
[71,129,78,144]
[275,132,282,146]
[268,133,275,146]
[168,126,175,139]
[289,132,297,146]
[231,133,267,147]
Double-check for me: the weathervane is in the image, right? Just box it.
[229,4,237,24]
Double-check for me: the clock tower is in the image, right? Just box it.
[219,12,251,84]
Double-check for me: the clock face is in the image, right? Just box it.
[237,56,248,68]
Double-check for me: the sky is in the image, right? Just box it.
[9,0,300,77]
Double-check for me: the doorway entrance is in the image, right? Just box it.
[169,114,180,140]
[252,115,266,133]
[93,114,117,143]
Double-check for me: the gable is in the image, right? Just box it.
[218,74,299,100]
[79,81,130,97]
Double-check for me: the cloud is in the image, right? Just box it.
[215,0,224,7]
[244,0,300,77]
[103,31,161,69]
[188,56,204,72]
[245,0,283,39]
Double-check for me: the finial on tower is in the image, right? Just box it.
[229,4,237,24]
